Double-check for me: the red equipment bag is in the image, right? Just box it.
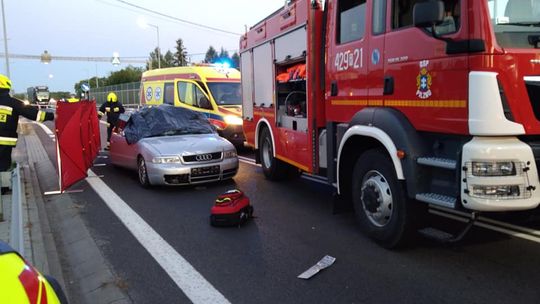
[210,189,253,227]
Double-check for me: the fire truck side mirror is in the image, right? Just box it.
[413,1,444,29]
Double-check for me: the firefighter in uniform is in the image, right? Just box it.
[66,93,79,103]
[0,74,54,172]
[98,92,124,150]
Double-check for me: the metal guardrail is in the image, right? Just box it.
[10,165,24,255]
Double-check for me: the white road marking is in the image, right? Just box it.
[86,170,231,304]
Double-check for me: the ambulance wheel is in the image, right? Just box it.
[259,127,288,180]
[351,149,417,249]
[137,156,151,188]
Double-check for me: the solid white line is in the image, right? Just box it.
[86,170,231,304]
[238,155,255,163]
[429,209,540,244]
[239,158,260,167]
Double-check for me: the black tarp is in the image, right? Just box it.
[124,105,216,144]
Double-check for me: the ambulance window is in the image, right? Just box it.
[337,0,367,44]
[163,83,174,105]
[372,0,386,35]
[177,81,209,109]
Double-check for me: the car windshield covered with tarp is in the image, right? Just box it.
[124,105,216,144]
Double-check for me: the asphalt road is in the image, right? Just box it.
[34,121,540,304]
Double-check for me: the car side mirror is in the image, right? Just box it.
[199,96,212,109]
[413,1,444,28]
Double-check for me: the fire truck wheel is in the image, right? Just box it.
[137,156,151,188]
[352,149,416,248]
[259,127,288,180]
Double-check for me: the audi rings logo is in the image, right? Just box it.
[195,154,213,161]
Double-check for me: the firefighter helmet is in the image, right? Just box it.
[0,74,12,90]
[107,92,118,102]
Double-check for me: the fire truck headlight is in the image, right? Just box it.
[471,161,517,176]
[223,115,243,126]
[471,185,521,198]
[152,156,181,164]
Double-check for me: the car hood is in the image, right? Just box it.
[140,134,233,156]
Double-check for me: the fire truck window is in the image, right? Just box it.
[372,0,387,35]
[337,0,367,44]
[392,0,422,28]
[434,1,461,35]
[393,0,460,32]
[163,83,174,105]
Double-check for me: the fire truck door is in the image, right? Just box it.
[383,0,469,133]
[326,0,369,122]
[368,0,387,100]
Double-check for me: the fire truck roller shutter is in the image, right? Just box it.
[338,107,430,199]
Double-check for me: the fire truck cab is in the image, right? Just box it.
[240,0,540,247]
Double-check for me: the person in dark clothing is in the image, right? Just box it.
[0,74,54,171]
[98,92,125,150]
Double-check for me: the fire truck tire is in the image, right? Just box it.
[352,149,416,248]
[137,156,151,188]
[259,127,288,180]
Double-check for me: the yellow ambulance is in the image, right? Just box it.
[140,65,245,147]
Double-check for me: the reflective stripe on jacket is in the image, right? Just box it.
[0,136,17,146]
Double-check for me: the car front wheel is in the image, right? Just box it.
[137,156,151,187]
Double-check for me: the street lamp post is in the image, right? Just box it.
[147,23,160,69]
[137,18,160,69]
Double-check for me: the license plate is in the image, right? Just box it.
[191,165,220,177]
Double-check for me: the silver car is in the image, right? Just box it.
[109,107,238,187]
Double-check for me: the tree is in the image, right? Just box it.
[163,50,175,68]
[107,66,144,85]
[204,46,218,64]
[231,52,240,69]
[218,47,230,63]
[173,38,188,66]
[147,47,166,70]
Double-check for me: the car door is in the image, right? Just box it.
[110,128,139,169]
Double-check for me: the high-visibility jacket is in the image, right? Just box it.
[0,241,65,304]
[0,90,54,147]
[98,100,125,125]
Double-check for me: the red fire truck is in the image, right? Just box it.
[240,0,540,247]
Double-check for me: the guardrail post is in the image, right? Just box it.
[10,165,24,255]
[0,170,11,221]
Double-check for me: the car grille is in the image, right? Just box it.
[182,152,222,163]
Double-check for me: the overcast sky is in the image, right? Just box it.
[1,0,285,93]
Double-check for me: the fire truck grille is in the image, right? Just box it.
[525,80,540,121]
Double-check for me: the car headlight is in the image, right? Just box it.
[224,149,237,158]
[223,115,243,126]
[471,185,521,199]
[471,161,516,176]
[152,156,181,164]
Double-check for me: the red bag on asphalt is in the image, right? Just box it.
[210,190,253,227]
